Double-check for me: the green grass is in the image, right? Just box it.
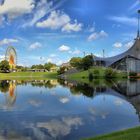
[0,72,57,80]
[68,67,127,81]
[84,126,140,140]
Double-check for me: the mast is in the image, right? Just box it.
[137,10,140,39]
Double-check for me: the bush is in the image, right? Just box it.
[129,72,137,77]
[94,69,99,75]
[89,73,93,81]
[57,67,66,75]
[111,70,117,78]
[92,69,99,79]
[105,68,114,78]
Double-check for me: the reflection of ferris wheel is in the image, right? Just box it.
[5,46,17,66]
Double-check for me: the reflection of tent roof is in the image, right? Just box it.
[94,38,140,66]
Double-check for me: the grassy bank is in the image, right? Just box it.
[68,67,127,81]
[84,126,140,140]
[0,72,57,80]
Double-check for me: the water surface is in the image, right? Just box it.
[0,79,139,140]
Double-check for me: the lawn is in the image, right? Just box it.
[0,72,57,80]
[68,67,127,81]
[84,126,140,140]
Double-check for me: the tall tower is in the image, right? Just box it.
[137,10,140,39]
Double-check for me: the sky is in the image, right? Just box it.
[0,0,139,66]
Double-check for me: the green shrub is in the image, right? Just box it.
[57,67,66,75]
[129,72,137,77]
[93,69,99,75]
[89,73,93,81]
[111,70,117,78]
[91,69,99,79]
[105,68,113,78]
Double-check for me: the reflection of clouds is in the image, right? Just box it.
[23,122,53,140]
[28,99,42,107]
[114,98,124,106]
[59,96,70,104]
[0,133,31,140]
[50,91,57,96]
[89,107,109,120]
[37,117,83,138]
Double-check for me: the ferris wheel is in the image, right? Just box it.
[5,46,17,67]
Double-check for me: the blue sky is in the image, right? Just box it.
[0,0,139,66]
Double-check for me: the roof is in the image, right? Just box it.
[94,38,140,66]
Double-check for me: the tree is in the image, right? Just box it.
[57,66,67,75]
[0,80,10,93]
[31,64,44,69]
[37,64,44,69]
[44,62,56,71]
[70,57,82,69]
[81,55,93,70]
[0,60,10,72]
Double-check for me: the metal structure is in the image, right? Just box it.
[93,10,140,72]
[5,46,17,69]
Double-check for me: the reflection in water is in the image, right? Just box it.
[111,80,140,121]
[0,79,139,139]
[0,80,17,107]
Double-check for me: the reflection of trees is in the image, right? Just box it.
[70,83,94,98]
[58,79,108,98]
[16,80,28,86]
[31,80,58,89]
[0,80,10,93]
[14,80,59,89]
[32,82,45,87]
[44,80,56,89]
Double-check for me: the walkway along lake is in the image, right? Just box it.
[0,79,139,140]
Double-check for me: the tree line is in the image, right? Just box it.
[0,60,57,73]
[58,55,93,74]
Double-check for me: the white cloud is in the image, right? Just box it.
[94,53,102,57]
[36,10,70,29]
[62,20,82,32]
[46,58,53,63]
[69,49,81,55]
[113,42,123,48]
[0,0,34,20]
[124,41,134,48]
[109,16,137,26]
[58,45,70,52]
[0,38,18,46]
[29,42,42,50]
[113,41,134,49]
[50,54,57,58]
[0,55,5,61]
[23,0,53,27]
[72,49,81,55]
[88,30,108,41]
[129,0,140,10]
[36,10,82,32]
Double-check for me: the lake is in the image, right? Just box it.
[0,79,139,140]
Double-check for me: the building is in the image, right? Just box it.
[93,10,140,73]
